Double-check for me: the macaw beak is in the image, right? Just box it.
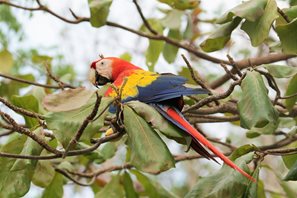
[94,70,111,86]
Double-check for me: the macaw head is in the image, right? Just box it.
[88,57,140,87]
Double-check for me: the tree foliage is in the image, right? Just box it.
[0,0,297,197]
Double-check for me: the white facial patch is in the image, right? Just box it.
[95,59,113,80]
[88,68,96,85]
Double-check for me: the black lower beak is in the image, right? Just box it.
[95,71,111,86]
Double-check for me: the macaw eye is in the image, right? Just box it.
[101,61,104,65]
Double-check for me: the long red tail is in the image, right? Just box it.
[166,107,256,182]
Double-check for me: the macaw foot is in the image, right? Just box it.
[105,128,114,136]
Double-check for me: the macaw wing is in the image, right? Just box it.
[119,71,209,103]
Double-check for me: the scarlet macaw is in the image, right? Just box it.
[89,57,255,182]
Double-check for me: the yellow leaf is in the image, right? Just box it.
[0,49,14,73]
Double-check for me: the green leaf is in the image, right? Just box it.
[45,96,112,148]
[83,141,117,164]
[0,134,26,198]
[217,0,267,24]
[246,131,261,138]
[95,175,125,198]
[284,159,297,181]
[0,74,35,100]
[120,52,132,62]
[276,18,297,54]
[146,40,164,71]
[158,0,198,10]
[122,172,138,198]
[242,166,265,198]
[163,29,181,63]
[185,152,254,198]
[276,6,297,25]
[241,0,278,46]
[247,121,280,137]
[41,173,64,198]
[0,49,14,73]
[144,19,164,71]
[31,53,52,65]
[32,161,55,188]
[0,6,21,32]
[264,64,297,78]
[0,128,44,198]
[229,144,257,161]
[177,67,195,84]
[279,180,297,198]
[11,94,39,128]
[43,87,95,112]
[183,15,194,40]
[123,105,175,173]
[88,0,112,28]
[130,170,177,198]
[126,101,186,142]
[200,17,241,52]
[161,9,183,29]
[285,74,297,111]
[282,142,297,169]
[238,71,279,134]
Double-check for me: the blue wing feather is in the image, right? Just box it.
[123,74,209,103]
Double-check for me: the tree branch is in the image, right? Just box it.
[0,132,122,160]
[63,93,101,157]
[0,111,61,154]
[210,54,296,89]
[183,73,246,113]
[1,0,295,79]
[132,0,158,35]
[0,96,45,119]
[0,72,73,89]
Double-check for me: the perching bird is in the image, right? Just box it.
[88,57,255,182]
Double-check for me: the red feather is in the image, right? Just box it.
[166,107,256,182]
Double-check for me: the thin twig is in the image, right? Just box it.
[63,93,102,158]
[258,135,297,151]
[256,69,281,104]
[66,152,233,179]
[55,168,95,186]
[181,54,212,91]
[277,7,291,23]
[280,92,297,99]
[210,54,296,89]
[0,130,14,137]
[219,63,239,81]
[183,73,246,113]
[0,96,45,119]
[132,0,158,35]
[0,132,122,160]
[92,98,116,122]
[45,64,76,89]
[0,73,72,89]
[227,54,242,77]
[187,114,240,123]
[0,111,61,154]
